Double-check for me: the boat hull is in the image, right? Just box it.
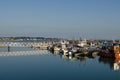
[99,53,120,59]
[99,53,115,58]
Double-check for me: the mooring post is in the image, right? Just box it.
[8,46,10,52]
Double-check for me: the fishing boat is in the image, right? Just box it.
[99,44,120,59]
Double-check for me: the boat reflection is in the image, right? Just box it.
[99,57,120,71]
[52,51,120,71]
[59,52,92,62]
[53,50,59,54]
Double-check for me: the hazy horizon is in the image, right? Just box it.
[0,0,120,39]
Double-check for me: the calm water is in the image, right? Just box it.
[0,47,120,80]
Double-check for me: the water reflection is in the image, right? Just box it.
[0,50,49,56]
[52,51,120,71]
[53,50,59,54]
[99,57,120,71]
[114,61,120,70]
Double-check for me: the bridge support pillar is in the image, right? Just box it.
[8,46,10,52]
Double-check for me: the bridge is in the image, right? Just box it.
[0,42,52,49]
[0,50,50,57]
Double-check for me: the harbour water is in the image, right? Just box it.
[0,47,120,80]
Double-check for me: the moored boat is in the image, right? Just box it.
[99,53,115,58]
[99,43,120,59]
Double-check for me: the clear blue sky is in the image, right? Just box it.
[0,0,120,39]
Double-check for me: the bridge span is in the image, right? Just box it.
[0,42,51,49]
[0,50,50,57]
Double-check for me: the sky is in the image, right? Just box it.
[0,0,120,39]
